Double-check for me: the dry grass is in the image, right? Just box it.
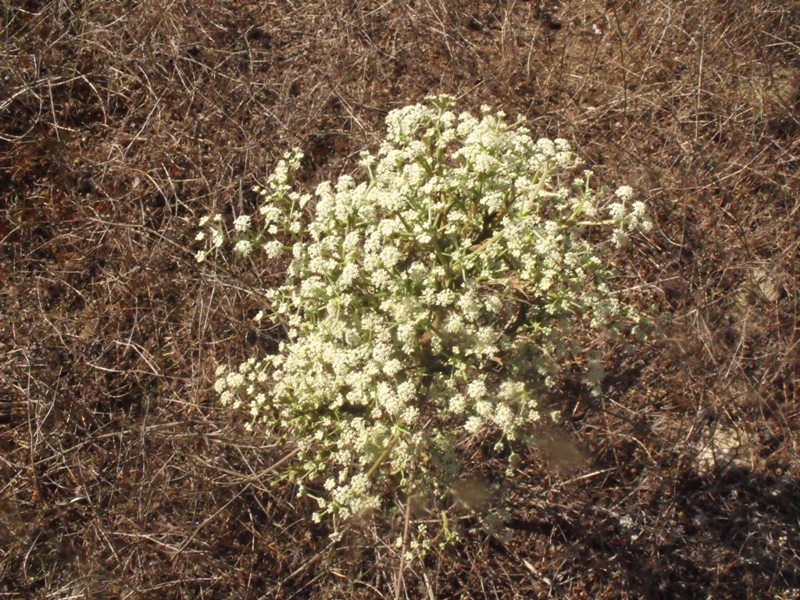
[1,0,799,597]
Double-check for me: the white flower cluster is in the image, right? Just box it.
[202,95,650,530]
[606,185,652,247]
[193,148,308,264]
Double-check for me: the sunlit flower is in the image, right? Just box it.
[198,96,650,536]
[234,240,253,256]
[233,215,252,232]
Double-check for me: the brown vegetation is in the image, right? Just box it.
[1,0,798,597]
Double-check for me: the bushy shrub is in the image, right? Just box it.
[197,95,651,538]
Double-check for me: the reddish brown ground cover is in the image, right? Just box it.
[1,1,798,597]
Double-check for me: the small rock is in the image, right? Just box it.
[693,426,752,475]
[751,266,782,303]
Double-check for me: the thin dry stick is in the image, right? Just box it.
[393,495,413,600]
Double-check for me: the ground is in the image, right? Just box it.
[1,1,799,598]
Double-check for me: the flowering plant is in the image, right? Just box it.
[197,95,651,539]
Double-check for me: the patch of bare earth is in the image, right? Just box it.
[1,0,798,597]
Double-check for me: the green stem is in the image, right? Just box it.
[366,433,401,479]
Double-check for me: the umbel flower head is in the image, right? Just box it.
[201,95,651,532]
